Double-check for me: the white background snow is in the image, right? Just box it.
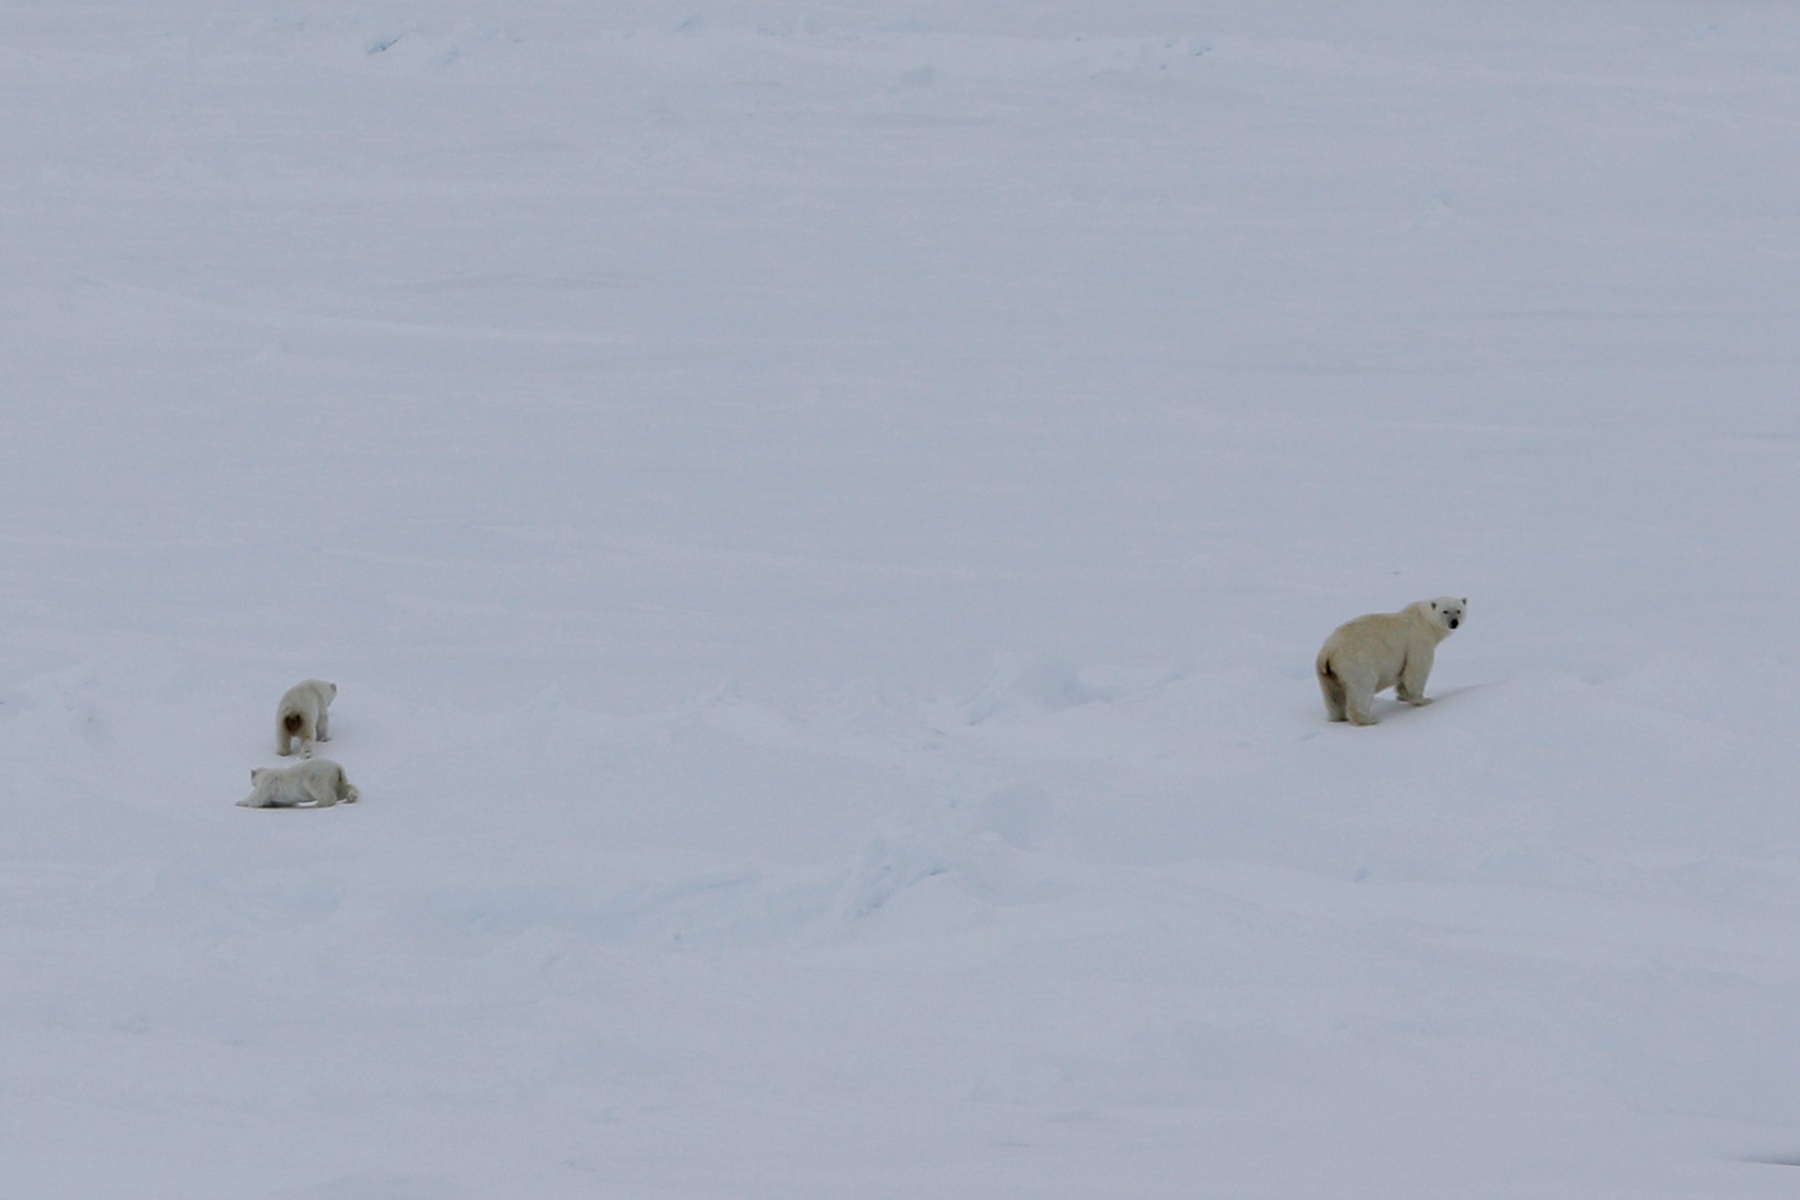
[5,0,1800,1195]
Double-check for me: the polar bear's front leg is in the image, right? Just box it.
[1396,646,1436,707]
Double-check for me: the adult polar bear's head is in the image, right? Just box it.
[1424,597,1468,633]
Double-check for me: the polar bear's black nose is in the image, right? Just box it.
[1448,618,1459,629]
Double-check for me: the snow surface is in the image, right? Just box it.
[5,1,1800,1195]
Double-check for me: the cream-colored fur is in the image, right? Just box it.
[238,758,361,808]
[1316,597,1466,726]
[276,679,336,758]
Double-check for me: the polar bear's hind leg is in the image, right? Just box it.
[1320,657,1379,724]
[1337,663,1380,725]
[1317,661,1349,722]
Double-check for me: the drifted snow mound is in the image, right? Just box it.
[965,653,1115,725]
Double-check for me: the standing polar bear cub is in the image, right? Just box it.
[238,758,361,808]
[1316,597,1466,726]
[276,679,336,758]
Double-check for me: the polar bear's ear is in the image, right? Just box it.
[1430,601,1439,610]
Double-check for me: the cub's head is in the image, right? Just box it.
[1427,596,1468,632]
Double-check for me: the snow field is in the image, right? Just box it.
[5,1,1800,1195]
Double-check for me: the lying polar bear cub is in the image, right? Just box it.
[1316,597,1466,726]
[239,758,361,809]
[276,679,336,758]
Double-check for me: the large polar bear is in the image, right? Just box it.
[275,679,336,758]
[238,758,361,809]
[1316,597,1466,726]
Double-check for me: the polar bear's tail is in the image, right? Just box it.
[283,712,305,734]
